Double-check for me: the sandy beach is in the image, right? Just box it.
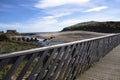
[34,31,110,42]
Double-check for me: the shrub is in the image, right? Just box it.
[0,34,8,41]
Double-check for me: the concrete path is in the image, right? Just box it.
[76,45,120,80]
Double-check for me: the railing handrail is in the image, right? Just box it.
[0,33,120,80]
[0,33,118,59]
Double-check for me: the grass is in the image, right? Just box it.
[0,32,43,79]
[0,59,42,80]
[0,41,40,54]
[62,21,120,33]
[0,41,42,79]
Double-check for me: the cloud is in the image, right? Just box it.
[1,11,120,33]
[0,16,60,32]
[60,19,82,27]
[0,15,81,32]
[1,0,120,33]
[26,18,59,32]
[0,23,23,32]
[35,0,90,8]
[0,23,17,28]
[84,6,108,12]
[43,12,72,19]
[1,7,120,32]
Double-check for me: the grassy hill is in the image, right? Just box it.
[62,21,120,33]
[0,41,40,54]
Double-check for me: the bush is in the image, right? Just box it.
[34,38,38,42]
[30,38,34,41]
[22,37,25,41]
[26,38,30,42]
[0,34,8,41]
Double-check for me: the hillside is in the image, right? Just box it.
[62,21,120,33]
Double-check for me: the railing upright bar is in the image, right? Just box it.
[3,55,25,80]
[27,51,48,80]
[58,44,79,80]
[0,33,120,80]
[16,53,39,80]
[51,45,72,80]
[43,47,64,80]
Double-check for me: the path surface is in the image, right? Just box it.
[76,45,120,80]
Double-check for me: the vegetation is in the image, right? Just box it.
[0,30,41,54]
[0,33,9,41]
[0,40,41,79]
[21,33,36,36]
[0,30,42,79]
[0,31,4,34]
[0,56,42,80]
[0,41,40,54]
[62,21,120,33]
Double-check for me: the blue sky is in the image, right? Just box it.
[0,0,120,32]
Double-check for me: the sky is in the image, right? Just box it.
[0,0,120,32]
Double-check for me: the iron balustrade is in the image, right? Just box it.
[0,34,120,80]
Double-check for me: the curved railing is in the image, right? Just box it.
[0,34,120,80]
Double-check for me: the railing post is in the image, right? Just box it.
[0,33,120,80]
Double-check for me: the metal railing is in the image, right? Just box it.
[0,34,120,80]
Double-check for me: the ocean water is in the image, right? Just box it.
[22,31,59,35]
[36,32,64,46]
[24,35,64,46]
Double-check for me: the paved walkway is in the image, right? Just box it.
[76,45,120,80]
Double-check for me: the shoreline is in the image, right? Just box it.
[34,31,110,42]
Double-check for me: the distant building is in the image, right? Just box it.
[5,30,22,41]
[6,30,20,36]
[7,30,17,33]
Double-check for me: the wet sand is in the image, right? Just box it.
[34,31,109,42]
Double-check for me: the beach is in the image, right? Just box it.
[34,31,109,42]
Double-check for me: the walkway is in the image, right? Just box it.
[76,45,120,80]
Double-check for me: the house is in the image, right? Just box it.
[7,30,17,33]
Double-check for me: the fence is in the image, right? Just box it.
[0,34,120,80]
